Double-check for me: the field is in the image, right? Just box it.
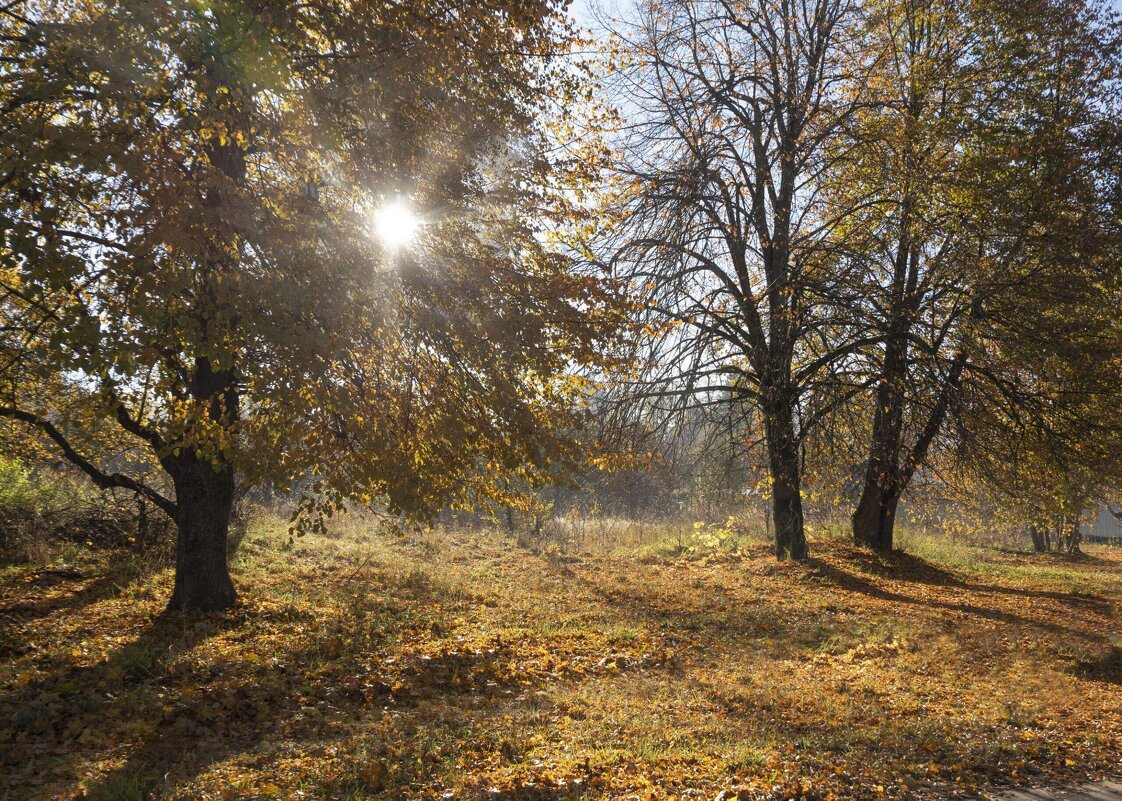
[2,518,1120,800]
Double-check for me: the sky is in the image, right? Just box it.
[568,0,1122,28]
[569,0,623,34]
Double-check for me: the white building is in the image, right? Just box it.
[1085,503,1122,542]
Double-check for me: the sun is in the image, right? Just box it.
[372,200,421,250]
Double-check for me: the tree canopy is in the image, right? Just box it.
[0,0,623,610]
[596,0,1122,556]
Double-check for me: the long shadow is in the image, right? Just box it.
[539,555,779,647]
[1073,645,1122,686]
[3,598,351,799]
[0,566,115,610]
[6,546,1117,799]
[538,549,1115,659]
[807,559,1108,643]
[541,550,1092,644]
[4,593,586,800]
[0,557,175,625]
[0,614,196,794]
[679,663,1118,800]
[841,547,1112,611]
[0,566,154,663]
[73,627,308,800]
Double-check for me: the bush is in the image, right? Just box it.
[0,456,173,563]
[0,456,66,523]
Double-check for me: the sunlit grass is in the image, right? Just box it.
[3,515,1121,800]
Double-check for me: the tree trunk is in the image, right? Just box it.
[852,291,910,550]
[167,453,237,612]
[853,348,969,552]
[1028,522,1048,553]
[852,482,900,551]
[852,391,906,550]
[852,365,904,551]
[165,358,240,613]
[1061,513,1083,554]
[764,396,807,560]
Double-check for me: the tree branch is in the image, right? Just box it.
[0,405,177,517]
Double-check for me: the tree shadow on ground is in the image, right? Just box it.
[537,555,779,644]
[807,559,1110,643]
[0,608,249,797]
[834,547,1112,612]
[542,548,1110,651]
[0,551,176,623]
[0,562,165,664]
[76,632,311,799]
[83,636,590,800]
[1072,644,1122,686]
[0,568,121,620]
[1,582,584,801]
[5,539,1119,800]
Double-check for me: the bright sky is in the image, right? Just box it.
[569,0,623,35]
[568,0,596,28]
[569,0,1122,29]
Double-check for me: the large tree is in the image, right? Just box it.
[829,0,1122,550]
[603,0,869,559]
[830,0,982,551]
[0,0,619,611]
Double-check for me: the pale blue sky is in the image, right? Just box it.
[569,0,622,34]
[568,0,1122,29]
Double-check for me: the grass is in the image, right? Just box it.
[1,515,1121,800]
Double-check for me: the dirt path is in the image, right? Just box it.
[998,780,1122,800]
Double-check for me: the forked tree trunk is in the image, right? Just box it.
[852,370,904,551]
[167,453,237,612]
[853,346,969,553]
[1028,522,1049,553]
[764,395,808,560]
[852,482,900,551]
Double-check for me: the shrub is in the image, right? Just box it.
[0,456,172,563]
[0,456,66,523]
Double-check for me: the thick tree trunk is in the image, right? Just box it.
[853,302,909,551]
[165,358,240,613]
[852,397,906,550]
[764,396,807,560]
[852,483,900,551]
[853,347,969,552]
[852,368,904,551]
[1061,513,1083,554]
[852,187,918,552]
[1028,522,1049,553]
[167,454,237,612]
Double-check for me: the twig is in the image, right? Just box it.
[345,553,374,582]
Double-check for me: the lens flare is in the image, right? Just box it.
[372,200,420,250]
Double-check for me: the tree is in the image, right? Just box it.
[603,0,869,559]
[958,220,1122,553]
[828,0,981,551]
[955,292,1122,555]
[831,0,1122,550]
[0,0,620,611]
[953,0,1122,555]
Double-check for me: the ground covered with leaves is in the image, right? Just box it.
[1,520,1120,800]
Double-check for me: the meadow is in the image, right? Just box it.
[5,0,1122,798]
[2,516,1120,800]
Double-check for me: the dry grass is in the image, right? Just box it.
[1,515,1121,800]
